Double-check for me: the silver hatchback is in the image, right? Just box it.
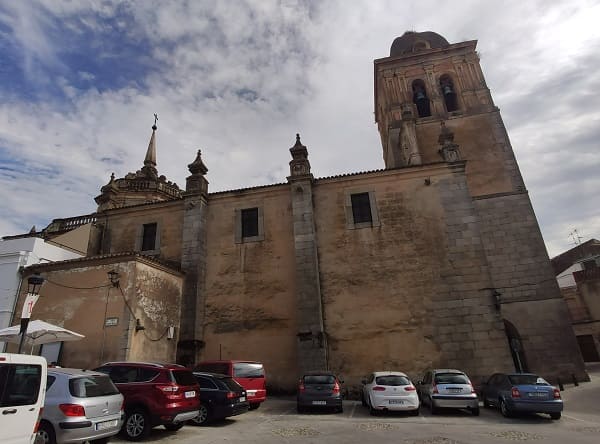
[37,368,124,444]
[417,369,479,416]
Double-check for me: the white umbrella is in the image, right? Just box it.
[0,320,85,345]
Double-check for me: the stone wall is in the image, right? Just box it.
[475,192,587,381]
[199,185,299,391]
[99,201,184,263]
[10,257,183,369]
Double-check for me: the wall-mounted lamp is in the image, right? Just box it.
[27,274,45,294]
[107,270,120,287]
[135,319,145,332]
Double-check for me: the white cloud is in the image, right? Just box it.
[0,0,599,259]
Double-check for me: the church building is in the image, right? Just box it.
[7,31,586,393]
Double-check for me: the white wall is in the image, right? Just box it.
[556,263,583,288]
[0,237,82,351]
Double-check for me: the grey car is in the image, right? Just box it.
[417,369,479,416]
[37,368,124,444]
[296,372,344,413]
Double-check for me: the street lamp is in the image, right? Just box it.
[17,274,45,354]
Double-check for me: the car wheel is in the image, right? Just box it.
[335,405,344,413]
[164,422,184,431]
[471,406,480,416]
[90,438,111,444]
[411,407,420,416]
[191,404,210,426]
[500,399,512,418]
[123,408,151,441]
[249,403,260,410]
[361,391,367,407]
[429,398,437,415]
[367,395,377,416]
[297,404,305,413]
[37,421,56,444]
[550,412,561,420]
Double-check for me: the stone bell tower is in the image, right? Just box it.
[374,30,525,198]
[373,31,587,381]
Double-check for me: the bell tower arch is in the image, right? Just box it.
[374,31,525,198]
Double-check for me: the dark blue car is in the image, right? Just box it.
[481,373,563,419]
[190,372,249,425]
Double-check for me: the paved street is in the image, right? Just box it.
[113,365,600,444]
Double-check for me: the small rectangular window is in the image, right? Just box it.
[351,192,372,224]
[141,223,157,251]
[241,208,259,238]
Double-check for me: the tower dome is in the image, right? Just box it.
[390,31,449,56]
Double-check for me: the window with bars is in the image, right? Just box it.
[235,207,264,243]
[345,190,379,229]
[241,208,259,238]
[351,193,373,224]
[141,223,157,251]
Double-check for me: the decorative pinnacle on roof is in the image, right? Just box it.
[188,149,208,176]
[290,133,308,158]
[145,114,158,168]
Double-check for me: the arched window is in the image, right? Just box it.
[440,74,458,112]
[412,79,431,117]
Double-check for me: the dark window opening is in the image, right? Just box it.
[351,193,372,224]
[141,223,157,251]
[412,79,431,117]
[241,208,259,238]
[440,75,458,112]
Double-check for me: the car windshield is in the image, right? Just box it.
[508,374,549,386]
[69,375,119,397]
[304,375,335,384]
[233,363,264,378]
[375,375,410,386]
[434,373,469,384]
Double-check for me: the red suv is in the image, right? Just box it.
[194,360,266,409]
[95,362,200,441]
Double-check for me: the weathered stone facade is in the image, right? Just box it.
[11,31,587,393]
[7,255,183,368]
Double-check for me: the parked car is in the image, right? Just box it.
[296,372,344,413]
[36,368,124,444]
[361,371,419,416]
[190,372,249,425]
[194,360,266,409]
[94,361,199,440]
[417,369,479,416]
[480,372,563,419]
[1,353,47,444]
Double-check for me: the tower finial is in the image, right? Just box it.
[153,113,158,131]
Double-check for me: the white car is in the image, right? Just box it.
[361,371,419,415]
[0,353,47,444]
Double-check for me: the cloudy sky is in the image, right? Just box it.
[0,0,598,258]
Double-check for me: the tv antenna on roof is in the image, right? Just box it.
[569,228,583,246]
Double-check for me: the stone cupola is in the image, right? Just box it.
[94,116,182,211]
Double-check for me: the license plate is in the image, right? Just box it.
[312,400,327,405]
[389,399,404,404]
[96,420,118,431]
[185,391,196,398]
[528,392,546,398]
[239,396,246,402]
[247,390,256,397]
[448,388,462,393]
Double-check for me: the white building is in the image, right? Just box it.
[0,235,84,351]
